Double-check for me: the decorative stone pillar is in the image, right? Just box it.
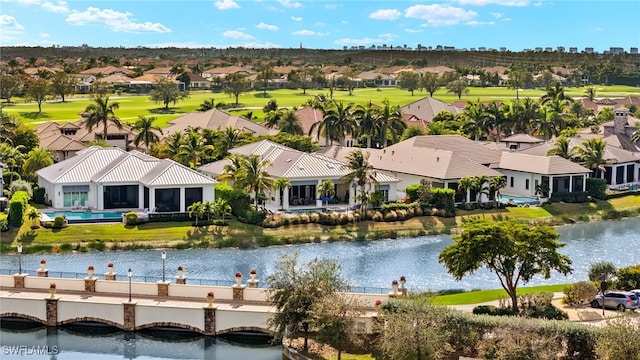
[247,279,259,288]
[37,269,49,277]
[232,285,245,301]
[84,277,97,292]
[175,276,187,285]
[13,274,27,288]
[105,272,117,281]
[157,282,169,297]
[203,306,216,336]
[45,297,58,326]
[123,302,136,331]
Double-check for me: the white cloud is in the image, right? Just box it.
[223,30,253,39]
[215,0,239,10]
[290,16,302,22]
[256,22,278,31]
[405,28,422,33]
[491,12,503,19]
[325,4,340,10]
[466,20,495,26]
[456,0,528,6]
[292,29,328,36]
[147,40,281,49]
[17,0,40,5]
[405,4,477,26]
[315,22,326,27]
[66,7,171,33]
[334,33,398,46]
[0,15,24,30]
[278,0,301,8]
[369,9,402,20]
[39,32,50,37]
[42,1,69,13]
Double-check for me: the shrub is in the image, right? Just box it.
[383,210,398,222]
[0,213,7,232]
[429,188,455,217]
[125,211,138,225]
[595,316,640,359]
[588,261,617,282]
[404,184,421,202]
[616,264,640,290]
[215,183,250,216]
[521,304,568,320]
[33,187,46,204]
[371,211,383,222]
[9,190,30,227]
[565,281,599,306]
[53,216,66,228]
[549,191,589,203]
[9,180,32,197]
[586,178,606,200]
[472,305,516,316]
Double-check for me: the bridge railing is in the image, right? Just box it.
[0,268,389,294]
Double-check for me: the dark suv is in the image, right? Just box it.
[591,291,640,311]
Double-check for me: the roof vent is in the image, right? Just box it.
[327,163,335,169]
[437,157,439,162]
[286,158,292,162]
[297,164,305,170]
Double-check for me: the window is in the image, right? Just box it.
[525,179,529,190]
[510,177,514,187]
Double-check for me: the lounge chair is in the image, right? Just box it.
[72,200,79,210]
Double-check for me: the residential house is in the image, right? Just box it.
[400,97,462,124]
[37,147,216,211]
[357,70,397,87]
[161,108,277,140]
[498,134,546,151]
[519,137,640,187]
[36,117,139,152]
[198,140,399,211]
[577,107,640,152]
[493,152,590,199]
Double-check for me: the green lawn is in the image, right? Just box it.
[430,284,567,305]
[4,85,640,128]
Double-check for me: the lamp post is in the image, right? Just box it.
[17,243,23,275]
[161,251,166,283]
[128,268,133,302]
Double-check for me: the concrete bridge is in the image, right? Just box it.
[0,274,389,336]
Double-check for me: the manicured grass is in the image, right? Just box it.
[431,284,567,306]
[4,85,640,128]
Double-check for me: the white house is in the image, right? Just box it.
[37,147,216,212]
[198,140,400,211]
[494,152,591,198]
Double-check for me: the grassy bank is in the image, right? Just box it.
[430,284,567,305]
[2,195,640,254]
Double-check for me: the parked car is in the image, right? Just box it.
[590,291,640,311]
[631,289,640,299]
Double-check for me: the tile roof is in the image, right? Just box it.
[400,97,462,122]
[39,133,87,152]
[495,152,590,175]
[402,135,503,165]
[501,134,545,143]
[162,109,276,139]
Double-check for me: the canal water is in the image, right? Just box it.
[1,218,639,359]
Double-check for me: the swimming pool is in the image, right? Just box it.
[43,211,123,223]
[498,195,540,206]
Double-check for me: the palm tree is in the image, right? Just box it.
[461,100,487,141]
[202,200,214,221]
[0,143,26,185]
[486,101,507,142]
[376,99,406,148]
[319,101,356,145]
[132,116,163,152]
[576,138,612,178]
[236,155,274,208]
[277,110,304,135]
[631,126,640,143]
[22,147,53,182]
[457,176,474,204]
[0,110,19,145]
[217,127,248,159]
[471,175,490,206]
[547,136,577,159]
[178,130,214,167]
[83,96,123,141]
[541,82,572,105]
[341,150,378,214]
[264,110,282,129]
[275,177,291,210]
[489,176,507,204]
[164,131,185,160]
[187,201,204,226]
[218,154,244,184]
[584,86,597,101]
[353,102,379,148]
[318,180,336,207]
[213,198,232,223]
[26,208,41,228]
[198,98,216,111]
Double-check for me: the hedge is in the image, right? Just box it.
[549,191,589,203]
[586,178,607,200]
[616,264,640,290]
[0,213,8,232]
[214,183,250,216]
[9,190,30,227]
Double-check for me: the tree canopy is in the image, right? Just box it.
[438,218,572,312]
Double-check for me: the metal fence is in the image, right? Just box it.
[0,268,389,294]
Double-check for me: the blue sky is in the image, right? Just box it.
[1,0,639,52]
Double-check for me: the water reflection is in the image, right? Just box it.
[0,320,282,360]
[1,218,639,291]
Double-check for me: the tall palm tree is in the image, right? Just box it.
[541,82,572,105]
[178,130,214,167]
[0,143,26,185]
[576,138,612,178]
[275,177,291,210]
[217,127,248,159]
[547,136,577,159]
[83,96,123,141]
[486,101,507,142]
[471,175,490,206]
[218,154,245,185]
[341,150,378,213]
[22,147,53,182]
[0,110,19,145]
[489,176,507,203]
[164,131,185,160]
[319,101,356,145]
[277,110,304,135]
[132,116,163,152]
[461,100,487,141]
[236,155,274,208]
[376,99,406,148]
[457,176,474,203]
[353,102,379,148]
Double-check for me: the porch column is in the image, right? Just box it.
[138,185,144,210]
[283,186,290,210]
[583,175,587,192]
[179,188,186,212]
[623,166,628,185]
[569,176,573,192]
[149,188,156,212]
[548,176,554,197]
